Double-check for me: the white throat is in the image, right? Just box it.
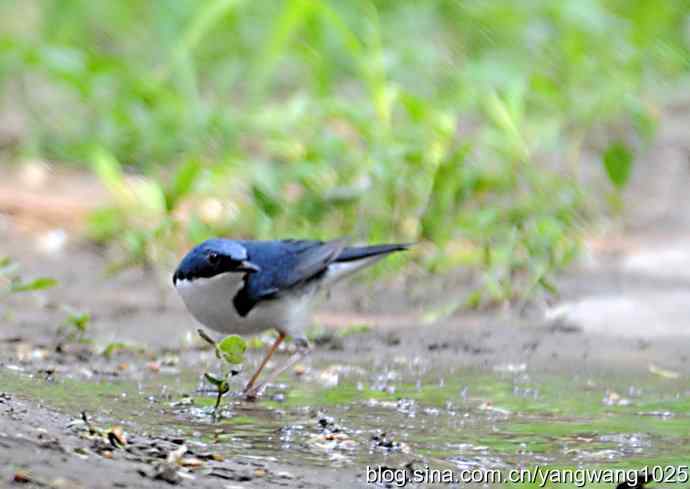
[175,273,245,333]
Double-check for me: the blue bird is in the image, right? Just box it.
[173,238,410,398]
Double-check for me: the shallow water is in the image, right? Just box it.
[3,358,690,488]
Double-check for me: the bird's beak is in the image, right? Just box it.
[238,260,261,273]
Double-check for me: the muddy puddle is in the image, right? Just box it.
[3,355,690,487]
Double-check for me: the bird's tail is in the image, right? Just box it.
[322,242,412,285]
[335,243,412,262]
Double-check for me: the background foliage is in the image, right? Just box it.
[1,0,688,304]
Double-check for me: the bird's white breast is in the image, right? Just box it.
[174,273,313,337]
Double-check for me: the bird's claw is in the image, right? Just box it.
[243,385,262,401]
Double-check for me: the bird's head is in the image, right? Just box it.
[172,239,260,285]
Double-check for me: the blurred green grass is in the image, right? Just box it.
[1,0,688,304]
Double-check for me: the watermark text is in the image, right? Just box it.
[365,464,689,487]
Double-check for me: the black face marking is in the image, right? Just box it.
[174,239,250,283]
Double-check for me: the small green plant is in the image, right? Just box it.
[101,342,147,359]
[197,329,247,417]
[59,307,91,342]
[339,323,371,337]
[0,257,96,343]
[0,257,58,296]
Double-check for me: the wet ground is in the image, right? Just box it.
[2,101,690,488]
[3,224,690,489]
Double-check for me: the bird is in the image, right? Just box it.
[172,238,410,398]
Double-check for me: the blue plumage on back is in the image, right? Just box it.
[234,240,344,316]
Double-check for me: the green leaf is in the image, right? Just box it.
[0,256,17,276]
[10,277,58,293]
[602,142,633,189]
[91,148,131,205]
[251,184,282,218]
[64,311,91,333]
[204,372,225,387]
[246,336,265,350]
[102,342,132,359]
[165,160,201,211]
[339,323,371,337]
[420,144,470,242]
[464,290,483,310]
[217,335,247,364]
[537,275,558,295]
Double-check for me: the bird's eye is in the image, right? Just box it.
[207,252,220,265]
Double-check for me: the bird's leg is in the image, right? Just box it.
[244,338,311,400]
[243,331,286,394]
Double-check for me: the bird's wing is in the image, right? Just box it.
[233,239,346,317]
[288,239,347,283]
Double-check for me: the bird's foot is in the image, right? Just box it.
[243,387,260,402]
[242,340,311,401]
[242,378,263,401]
